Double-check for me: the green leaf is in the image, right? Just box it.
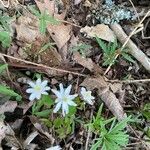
[0,31,11,47]
[109,116,131,134]
[0,64,8,74]
[122,53,135,63]
[34,109,51,118]
[39,17,47,34]
[95,36,107,53]
[90,138,102,150]
[28,5,41,17]
[0,84,22,101]
[54,118,63,128]
[40,118,52,128]
[45,14,60,25]
[41,95,54,107]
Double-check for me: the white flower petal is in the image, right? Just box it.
[29,93,36,101]
[36,93,41,99]
[41,80,48,87]
[86,99,94,105]
[28,81,35,88]
[62,102,69,115]
[59,83,64,94]
[36,78,41,85]
[65,85,72,95]
[26,88,34,93]
[44,86,50,91]
[41,91,48,95]
[80,88,94,105]
[68,94,78,100]
[67,100,77,106]
[52,89,62,98]
[53,102,62,113]
[46,145,62,150]
[81,87,86,94]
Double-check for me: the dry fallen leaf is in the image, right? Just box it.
[15,15,45,43]
[30,116,55,144]
[73,52,103,74]
[81,76,126,120]
[80,24,116,42]
[23,131,38,150]
[35,0,72,49]
[0,121,7,148]
[0,101,17,114]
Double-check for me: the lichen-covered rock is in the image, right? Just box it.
[89,0,135,25]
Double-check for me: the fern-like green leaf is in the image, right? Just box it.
[0,64,8,74]
[0,85,22,101]
[122,53,135,63]
[0,31,11,47]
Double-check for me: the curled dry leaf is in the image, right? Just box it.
[0,101,17,114]
[35,0,72,49]
[81,76,127,120]
[73,52,103,74]
[0,121,7,147]
[80,24,116,42]
[23,131,38,150]
[15,15,45,43]
[29,116,55,144]
[74,0,82,5]
[0,122,21,149]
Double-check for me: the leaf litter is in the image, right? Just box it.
[0,0,150,149]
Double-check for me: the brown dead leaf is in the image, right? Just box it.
[23,131,38,150]
[30,116,55,144]
[0,121,7,147]
[80,24,116,42]
[0,101,17,114]
[0,122,21,149]
[73,52,103,74]
[35,0,72,49]
[81,76,126,120]
[15,15,45,43]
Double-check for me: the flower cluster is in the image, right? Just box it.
[26,79,95,116]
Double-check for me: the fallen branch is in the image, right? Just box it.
[0,53,86,77]
[104,10,150,74]
[110,23,150,72]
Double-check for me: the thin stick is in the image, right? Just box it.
[108,78,150,83]
[104,10,150,75]
[85,109,93,150]
[0,53,87,77]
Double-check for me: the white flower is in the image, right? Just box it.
[46,145,62,150]
[80,87,94,105]
[26,78,50,101]
[52,83,78,116]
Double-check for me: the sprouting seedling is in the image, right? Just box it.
[96,36,135,66]
[70,43,92,58]
[28,6,60,34]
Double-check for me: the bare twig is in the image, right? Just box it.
[0,53,87,77]
[85,109,93,150]
[105,10,150,74]
[108,78,150,83]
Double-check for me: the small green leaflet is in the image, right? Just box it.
[0,85,22,101]
[0,31,11,47]
[34,109,51,118]
[0,64,8,74]
[28,6,60,34]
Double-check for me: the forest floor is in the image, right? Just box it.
[0,0,150,150]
